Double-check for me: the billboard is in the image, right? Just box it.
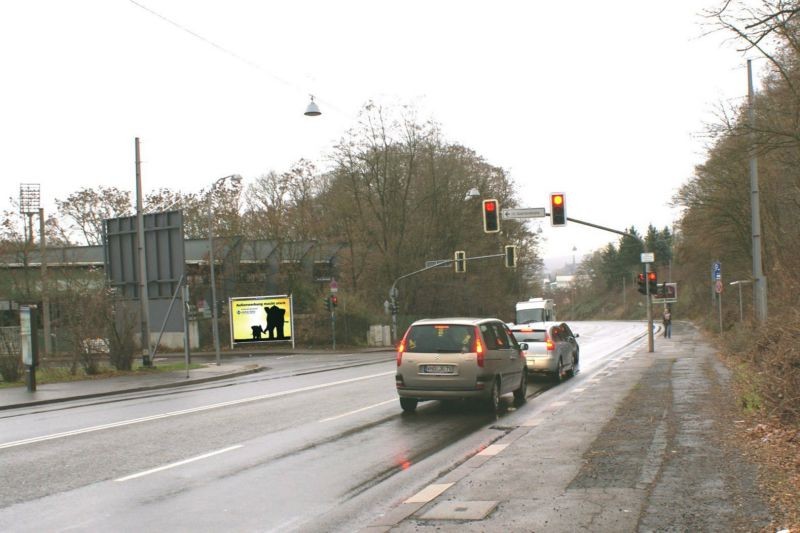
[229,295,294,348]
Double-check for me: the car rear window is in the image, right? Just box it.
[511,330,546,342]
[406,324,475,353]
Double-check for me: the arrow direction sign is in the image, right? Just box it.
[501,207,546,220]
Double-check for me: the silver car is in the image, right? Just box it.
[395,317,527,412]
[510,322,579,382]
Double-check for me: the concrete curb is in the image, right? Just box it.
[0,365,265,411]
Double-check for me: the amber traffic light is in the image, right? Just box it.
[550,193,566,226]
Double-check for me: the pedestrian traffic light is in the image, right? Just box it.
[454,250,466,273]
[647,271,657,293]
[482,199,500,233]
[550,193,566,226]
[504,245,517,268]
[637,272,646,295]
[324,296,332,311]
[330,295,338,308]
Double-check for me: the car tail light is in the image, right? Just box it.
[545,334,555,351]
[397,329,411,366]
[474,326,485,367]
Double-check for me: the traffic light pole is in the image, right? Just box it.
[645,264,654,353]
[388,253,504,343]
[331,305,336,351]
[504,210,655,351]
[566,216,654,352]
[565,216,639,241]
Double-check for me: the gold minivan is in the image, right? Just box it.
[395,318,527,412]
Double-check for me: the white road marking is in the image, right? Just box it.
[0,371,395,450]
[477,444,508,456]
[318,399,396,422]
[404,483,453,504]
[115,445,243,482]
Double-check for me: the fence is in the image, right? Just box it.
[0,326,20,356]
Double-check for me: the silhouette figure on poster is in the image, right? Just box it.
[265,305,287,340]
[251,324,265,340]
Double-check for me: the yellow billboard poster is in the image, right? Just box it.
[229,295,294,348]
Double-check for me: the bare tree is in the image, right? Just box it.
[56,186,132,245]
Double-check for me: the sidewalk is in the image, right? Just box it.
[362,322,772,532]
[0,362,264,411]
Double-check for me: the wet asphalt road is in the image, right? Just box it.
[0,321,647,532]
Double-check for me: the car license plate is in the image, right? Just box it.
[420,364,456,375]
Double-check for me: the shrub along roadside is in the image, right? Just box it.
[719,314,800,426]
[717,312,800,531]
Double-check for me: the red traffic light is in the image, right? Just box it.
[482,199,500,233]
[647,272,656,282]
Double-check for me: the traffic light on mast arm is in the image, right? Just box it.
[504,245,517,268]
[454,250,466,273]
[482,199,500,233]
[550,193,566,226]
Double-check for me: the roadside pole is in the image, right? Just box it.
[330,279,338,350]
[20,305,39,392]
[181,283,191,378]
[645,263,654,353]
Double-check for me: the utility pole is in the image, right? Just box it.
[135,137,152,366]
[747,60,768,322]
[39,208,52,356]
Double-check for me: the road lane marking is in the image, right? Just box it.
[0,371,395,450]
[115,445,243,482]
[318,399,396,422]
[404,483,453,504]
[477,444,508,456]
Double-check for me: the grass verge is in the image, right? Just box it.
[0,362,205,388]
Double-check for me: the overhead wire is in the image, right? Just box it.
[127,0,348,116]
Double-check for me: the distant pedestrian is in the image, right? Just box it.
[663,308,672,338]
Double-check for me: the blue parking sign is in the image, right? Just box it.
[712,261,721,281]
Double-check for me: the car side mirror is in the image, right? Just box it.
[518,342,528,351]
[574,333,580,338]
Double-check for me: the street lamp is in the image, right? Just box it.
[304,95,322,116]
[208,174,240,366]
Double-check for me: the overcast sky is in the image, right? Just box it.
[0,1,756,264]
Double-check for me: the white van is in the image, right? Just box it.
[514,298,556,325]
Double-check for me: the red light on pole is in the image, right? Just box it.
[482,199,500,233]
